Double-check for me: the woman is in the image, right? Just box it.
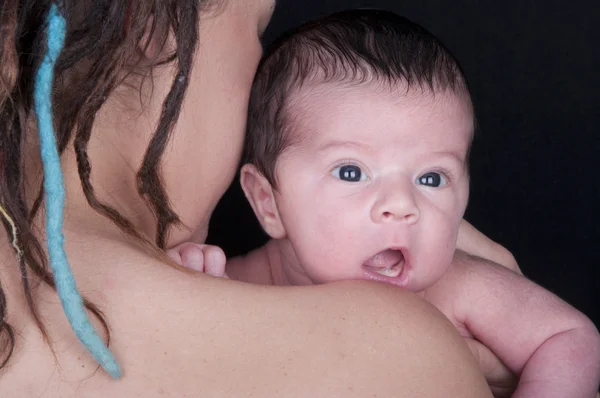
[0,1,514,395]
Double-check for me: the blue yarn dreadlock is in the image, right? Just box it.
[33,3,121,379]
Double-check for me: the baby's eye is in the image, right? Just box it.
[332,164,367,182]
[417,172,446,187]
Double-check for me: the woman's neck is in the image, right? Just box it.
[23,103,212,249]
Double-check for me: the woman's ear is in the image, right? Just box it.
[240,164,286,239]
[137,15,171,61]
[138,15,159,60]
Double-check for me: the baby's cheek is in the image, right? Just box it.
[316,206,362,244]
[416,213,458,278]
[302,209,360,272]
[436,225,459,271]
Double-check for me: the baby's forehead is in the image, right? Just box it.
[283,81,475,146]
[290,78,472,112]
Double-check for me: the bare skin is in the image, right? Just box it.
[0,1,495,396]
[167,240,525,396]
[457,220,520,274]
[0,236,491,397]
[170,236,600,398]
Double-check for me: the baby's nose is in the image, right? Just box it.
[370,183,420,225]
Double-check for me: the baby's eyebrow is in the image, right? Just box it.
[316,140,371,152]
[430,151,466,165]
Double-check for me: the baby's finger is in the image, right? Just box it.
[166,248,183,265]
[180,244,205,272]
[203,246,227,277]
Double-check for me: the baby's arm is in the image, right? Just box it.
[167,242,228,278]
[446,255,600,397]
[457,220,520,273]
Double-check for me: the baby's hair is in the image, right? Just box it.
[0,0,218,374]
[245,9,473,187]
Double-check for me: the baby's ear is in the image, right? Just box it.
[240,164,286,239]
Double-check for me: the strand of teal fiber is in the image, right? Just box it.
[33,3,121,379]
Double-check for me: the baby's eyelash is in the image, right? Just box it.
[330,159,359,170]
[430,168,455,184]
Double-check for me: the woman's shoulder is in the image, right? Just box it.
[106,257,491,397]
[2,249,491,397]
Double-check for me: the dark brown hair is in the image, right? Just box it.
[0,0,217,369]
[245,9,473,187]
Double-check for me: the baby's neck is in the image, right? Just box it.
[228,239,314,286]
[265,239,315,286]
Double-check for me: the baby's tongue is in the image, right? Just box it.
[363,249,404,269]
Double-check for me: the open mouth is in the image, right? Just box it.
[362,248,406,279]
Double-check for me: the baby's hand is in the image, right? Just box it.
[167,242,228,278]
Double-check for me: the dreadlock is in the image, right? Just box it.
[0,0,216,371]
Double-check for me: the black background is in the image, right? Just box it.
[208,0,600,329]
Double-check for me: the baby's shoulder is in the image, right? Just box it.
[452,250,525,286]
[427,251,524,303]
[425,251,529,329]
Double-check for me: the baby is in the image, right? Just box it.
[169,10,600,397]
